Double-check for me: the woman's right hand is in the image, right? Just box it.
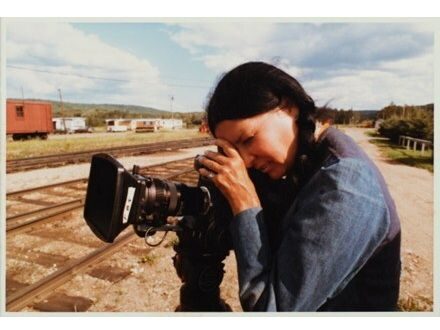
[197,139,261,216]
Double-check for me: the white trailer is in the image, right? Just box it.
[105,119,130,132]
[53,117,89,133]
[159,119,183,129]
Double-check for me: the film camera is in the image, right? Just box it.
[83,153,235,311]
[83,153,224,244]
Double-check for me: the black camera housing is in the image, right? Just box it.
[83,153,146,243]
[83,154,215,243]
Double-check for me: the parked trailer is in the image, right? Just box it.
[53,117,91,133]
[135,119,160,133]
[7,99,53,140]
[105,119,130,132]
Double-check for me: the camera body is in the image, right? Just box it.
[83,153,213,243]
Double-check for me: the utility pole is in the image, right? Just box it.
[58,88,67,133]
[170,95,174,129]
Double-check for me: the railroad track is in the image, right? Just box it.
[7,178,89,235]
[6,157,201,312]
[6,136,214,173]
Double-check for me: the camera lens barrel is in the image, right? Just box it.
[143,178,211,218]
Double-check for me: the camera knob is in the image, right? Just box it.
[132,165,140,175]
[145,177,153,187]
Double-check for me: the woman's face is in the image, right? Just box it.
[214,107,299,180]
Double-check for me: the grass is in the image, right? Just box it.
[6,128,208,159]
[365,130,381,138]
[366,132,433,173]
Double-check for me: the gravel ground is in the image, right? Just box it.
[5,130,434,312]
[343,128,433,311]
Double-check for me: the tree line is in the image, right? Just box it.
[376,103,433,142]
[316,103,433,142]
[315,107,377,126]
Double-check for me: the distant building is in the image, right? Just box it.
[53,117,88,133]
[105,119,130,132]
[159,118,183,129]
[7,99,53,140]
[105,118,183,132]
[131,119,161,132]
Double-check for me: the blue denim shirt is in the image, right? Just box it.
[229,128,400,311]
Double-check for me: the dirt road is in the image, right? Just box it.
[343,127,433,310]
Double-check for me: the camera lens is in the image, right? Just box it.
[143,178,211,218]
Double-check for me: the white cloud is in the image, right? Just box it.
[305,53,434,109]
[168,22,434,109]
[171,22,275,53]
[6,22,434,112]
[6,22,170,109]
[170,22,277,72]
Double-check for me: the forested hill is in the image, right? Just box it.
[23,99,171,117]
[16,99,205,127]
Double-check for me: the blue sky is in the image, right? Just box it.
[5,21,435,112]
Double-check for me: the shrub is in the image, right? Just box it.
[378,117,433,143]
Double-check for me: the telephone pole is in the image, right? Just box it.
[58,88,67,133]
[170,95,175,129]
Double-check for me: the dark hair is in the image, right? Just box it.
[206,61,317,158]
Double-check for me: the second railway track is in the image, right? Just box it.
[6,136,214,173]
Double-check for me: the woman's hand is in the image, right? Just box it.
[197,139,261,216]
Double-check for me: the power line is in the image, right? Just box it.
[7,64,210,89]
[8,64,127,82]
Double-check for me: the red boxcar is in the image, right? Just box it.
[6,99,54,140]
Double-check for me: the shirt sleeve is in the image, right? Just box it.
[229,157,391,311]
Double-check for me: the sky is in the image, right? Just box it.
[5,20,435,112]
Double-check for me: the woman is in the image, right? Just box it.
[196,62,401,311]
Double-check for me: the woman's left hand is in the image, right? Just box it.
[197,139,261,216]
